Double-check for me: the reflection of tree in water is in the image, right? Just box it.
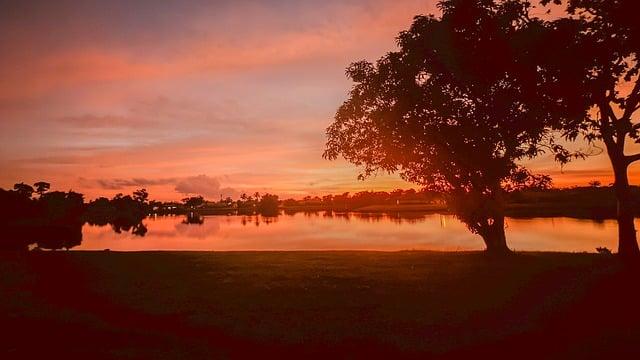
[351,213,385,222]
[5,223,84,251]
[182,212,205,225]
[349,212,430,225]
[261,215,278,225]
[237,211,433,227]
[283,209,434,224]
[283,208,297,216]
[82,213,148,238]
[239,215,279,227]
[386,212,431,225]
[1,223,84,251]
[110,219,148,237]
[333,212,352,222]
[35,224,83,250]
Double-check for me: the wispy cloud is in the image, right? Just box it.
[174,174,239,198]
[78,174,239,199]
[80,177,178,190]
[0,0,628,198]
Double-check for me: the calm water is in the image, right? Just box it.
[77,212,638,252]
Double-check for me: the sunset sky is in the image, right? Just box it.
[1,0,638,201]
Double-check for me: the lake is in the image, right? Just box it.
[77,211,636,252]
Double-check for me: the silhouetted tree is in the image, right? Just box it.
[324,0,562,253]
[539,0,640,257]
[257,193,279,216]
[182,196,205,209]
[236,193,258,214]
[0,183,160,249]
[13,183,34,199]
[0,187,39,250]
[40,191,85,223]
[133,188,149,204]
[221,196,234,207]
[33,181,50,197]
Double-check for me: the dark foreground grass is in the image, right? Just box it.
[2,251,640,358]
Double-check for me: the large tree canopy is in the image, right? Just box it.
[539,0,640,257]
[325,0,559,253]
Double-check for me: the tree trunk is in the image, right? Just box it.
[481,214,511,255]
[612,160,640,258]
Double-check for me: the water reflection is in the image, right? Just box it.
[293,210,432,224]
[27,224,83,251]
[182,212,205,225]
[77,212,639,252]
[85,216,148,238]
[2,217,147,251]
[240,215,279,227]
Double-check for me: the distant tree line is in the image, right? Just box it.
[279,186,639,219]
[175,192,280,216]
[282,189,443,210]
[0,181,290,251]
[0,182,150,250]
[3,178,637,251]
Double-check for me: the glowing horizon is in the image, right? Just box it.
[1,0,638,201]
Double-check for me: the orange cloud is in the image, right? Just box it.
[1,0,432,102]
[1,0,638,200]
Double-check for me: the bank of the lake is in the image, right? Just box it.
[2,251,639,358]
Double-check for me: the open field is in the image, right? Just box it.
[2,251,640,358]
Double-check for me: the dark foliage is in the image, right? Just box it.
[282,189,444,211]
[0,183,150,250]
[85,192,149,236]
[0,184,84,250]
[324,0,561,253]
[257,193,280,216]
[538,0,640,257]
[181,196,205,209]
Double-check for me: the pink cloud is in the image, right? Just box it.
[0,1,432,102]
[2,0,637,199]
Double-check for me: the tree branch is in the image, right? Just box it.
[622,76,640,121]
[626,152,640,165]
[598,103,616,144]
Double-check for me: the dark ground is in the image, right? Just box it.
[1,251,640,359]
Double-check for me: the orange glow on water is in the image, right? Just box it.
[78,213,630,252]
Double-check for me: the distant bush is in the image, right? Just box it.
[257,194,279,216]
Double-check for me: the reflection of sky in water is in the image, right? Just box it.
[78,213,637,252]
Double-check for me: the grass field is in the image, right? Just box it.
[2,251,640,358]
